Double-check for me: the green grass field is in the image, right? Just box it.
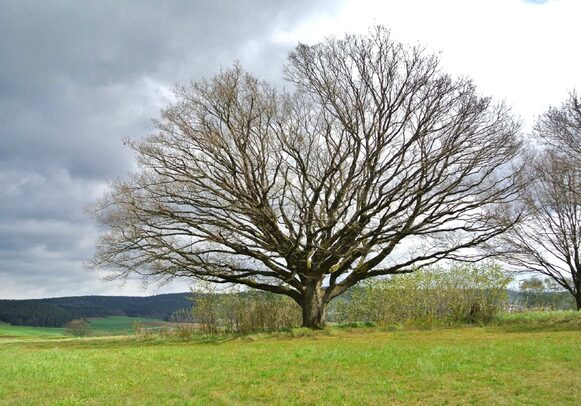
[0,316,166,339]
[0,324,65,337]
[1,313,580,405]
[87,316,165,334]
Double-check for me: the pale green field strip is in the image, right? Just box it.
[87,316,166,333]
[0,325,65,337]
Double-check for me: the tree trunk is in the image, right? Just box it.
[575,292,581,311]
[301,281,327,329]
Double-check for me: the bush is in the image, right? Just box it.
[168,308,196,323]
[335,263,511,326]
[192,287,301,334]
[66,318,92,337]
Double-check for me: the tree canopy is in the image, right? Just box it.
[494,91,581,309]
[91,27,523,328]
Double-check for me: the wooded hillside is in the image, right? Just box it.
[0,293,192,327]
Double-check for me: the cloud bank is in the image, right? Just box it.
[0,0,334,298]
[0,0,579,299]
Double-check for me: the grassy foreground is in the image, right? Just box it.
[1,322,580,405]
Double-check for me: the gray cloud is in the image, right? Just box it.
[0,0,338,298]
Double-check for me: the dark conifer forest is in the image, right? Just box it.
[0,293,192,327]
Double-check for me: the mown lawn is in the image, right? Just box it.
[0,321,580,405]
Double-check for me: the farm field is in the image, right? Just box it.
[87,316,167,334]
[0,316,168,339]
[0,318,580,405]
[0,324,65,338]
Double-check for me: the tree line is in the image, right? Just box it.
[1,279,572,329]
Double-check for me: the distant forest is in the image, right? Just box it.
[0,293,192,327]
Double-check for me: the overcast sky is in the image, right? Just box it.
[0,0,579,299]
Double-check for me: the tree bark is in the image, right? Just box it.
[301,280,327,329]
[576,292,581,311]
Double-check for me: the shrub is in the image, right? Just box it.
[168,308,196,323]
[192,287,301,334]
[66,318,92,337]
[335,263,511,326]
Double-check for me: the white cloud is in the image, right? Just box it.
[272,0,581,129]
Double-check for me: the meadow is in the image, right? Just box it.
[0,312,580,405]
[0,324,65,338]
[0,316,164,339]
[85,316,166,334]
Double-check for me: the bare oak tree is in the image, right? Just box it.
[495,92,581,309]
[90,28,522,328]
